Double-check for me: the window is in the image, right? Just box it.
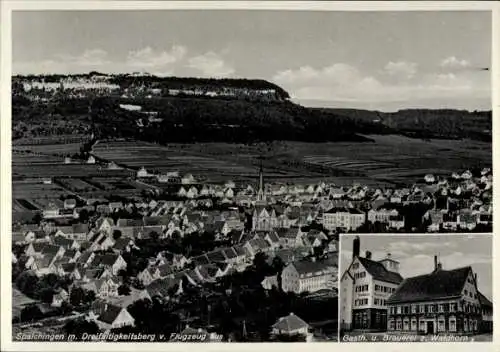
[419,320,426,331]
[411,305,417,314]
[419,305,425,313]
[438,319,445,332]
[450,303,456,312]
[403,319,409,331]
[411,318,417,331]
[397,306,402,314]
[449,317,456,332]
[389,319,395,330]
[397,319,402,330]
[438,304,444,313]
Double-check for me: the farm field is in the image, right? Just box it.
[12,181,69,200]
[92,140,298,183]
[154,135,491,186]
[12,134,90,146]
[83,135,492,187]
[12,152,133,179]
[13,142,84,156]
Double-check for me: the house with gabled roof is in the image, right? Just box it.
[90,233,115,251]
[276,227,305,249]
[82,277,121,298]
[90,301,135,331]
[146,277,183,299]
[51,288,69,307]
[137,267,156,286]
[243,237,272,258]
[95,217,115,235]
[220,247,238,264]
[112,237,135,254]
[194,264,219,283]
[206,249,226,263]
[387,259,483,335]
[52,235,80,250]
[172,254,189,270]
[306,229,328,248]
[29,254,59,276]
[262,275,279,290]
[89,253,127,275]
[80,267,111,282]
[56,261,78,277]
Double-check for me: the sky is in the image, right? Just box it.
[340,234,493,300]
[12,10,491,111]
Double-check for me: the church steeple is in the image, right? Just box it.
[257,159,266,203]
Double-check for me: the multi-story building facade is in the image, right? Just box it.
[281,257,338,294]
[386,258,484,335]
[321,208,365,232]
[340,236,403,332]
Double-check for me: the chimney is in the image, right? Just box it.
[353,236,360,259]
[365,251,372,260]
[434,255,438,271]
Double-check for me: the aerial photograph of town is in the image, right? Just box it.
[8,8,492,344]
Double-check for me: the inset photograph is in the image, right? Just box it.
[339,234,492,342]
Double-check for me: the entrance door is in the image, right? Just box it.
[426,321,434,335]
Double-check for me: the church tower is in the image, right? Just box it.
[256,160,266,204]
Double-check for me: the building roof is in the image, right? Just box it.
[292,258,336,277]
[358,257,403,285]
[192,254,211,266]
[117,218,144,227]
[206,250,226,263]
[53,236,74,248]
[97,304,124,324]
[387,266,471,304]
[113,238,131,251]
[478,291,493,308]
[272,313,309,332]
[325,207,364,214]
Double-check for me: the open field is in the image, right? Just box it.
[12,152,134,179]
[12,134,90,146]
[92,140,296,183]
[13,181,69,200]
[13,142,84,156]
[90,136,491,186]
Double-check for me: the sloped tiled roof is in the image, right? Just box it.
[478,291,493,308]
[293,258,336,277]
[97,304,124,324]
[272,313,309,332]
[387,266,470,304]
[206,250,226,263]
[358,257,403,285]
